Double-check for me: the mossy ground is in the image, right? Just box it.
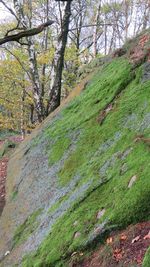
[0,130,18,141]
[13,209,42,247]
[0,140,16,158]
[20,57,150,266]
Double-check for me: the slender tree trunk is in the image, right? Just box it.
[46,0,72,115]
[124,0,129,40]
[30,103,34,125]
[41,0,49,100]
[20,84,25,140]
[104,13,107,55]
[13,0,45,123]
[93,2,101,58]
[142,2,149,30]
[27,37,44,122]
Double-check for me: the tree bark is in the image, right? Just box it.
[20,83,25,140]
[27,37,45,122]
[93,2,101,58]
[11,0,54,123]
[46,0,72,114]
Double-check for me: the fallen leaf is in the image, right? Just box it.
[74,232,81,238]
[73,220,78,226]
[114,248,122,254]
[79,252,84,256]
[97,208,106,219]
[120,234,127,241]
[4,251,10,256]
[137,257,142,264]
[128,175,137,188]
[113,248,123,261]
[131,236,140,243]
[106,237,113,244]
[115,253,123,261]
[144,231,150,240]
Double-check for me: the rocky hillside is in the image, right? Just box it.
[0,30,150,267]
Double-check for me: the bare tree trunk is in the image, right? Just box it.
[93,2,101,58]
[20,84,25,140]
[30,103,34,125]
[27,37,44,122]
[41,0,49,99]
[142,1,150,30]
[46,0,72,114]
[108,26,115,54]
[13,0,48,123]
[104,13,107,55]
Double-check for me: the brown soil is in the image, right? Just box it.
[129,34,150,64]
[70,222,150,267]
[0,136,22,215]
[0,156,8,215]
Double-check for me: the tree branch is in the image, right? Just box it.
[0,20,54,45]
[1,46,31,80]
[5,24,25,37]
[0,0,19,22]
[69,23,116,32]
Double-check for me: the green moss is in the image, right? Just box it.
[0,140,16,158]
[48,136,71,165]
[13,209,42,247]
[21,57,150,266]
[0,130,18,140]
[143,247,150,267]
[48,194,69,214]
[11,190,18,200]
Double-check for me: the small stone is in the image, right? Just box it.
[97,208,106,219]
[106,104,113,112]
[71,252,77,257]
[94,226,102,235]
[73,220,78,226]
[144,231,150,240]
[128,175,137,188]
[106,237,113,244]
[74,232,81,238]
[131,235,140,243]
[4,251,10,256]
[120,163,128,175]
[79,252,84,256]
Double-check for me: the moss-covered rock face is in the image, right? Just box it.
[12,209,42,248]
[0,140,16,159]
[0,52,150,267]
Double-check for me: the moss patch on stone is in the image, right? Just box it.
[20,57,150,266]
[0,140,16,158]
[13,209,42,247]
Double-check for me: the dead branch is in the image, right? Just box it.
[0,20,54,46]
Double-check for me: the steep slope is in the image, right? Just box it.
[0,33,150,267]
